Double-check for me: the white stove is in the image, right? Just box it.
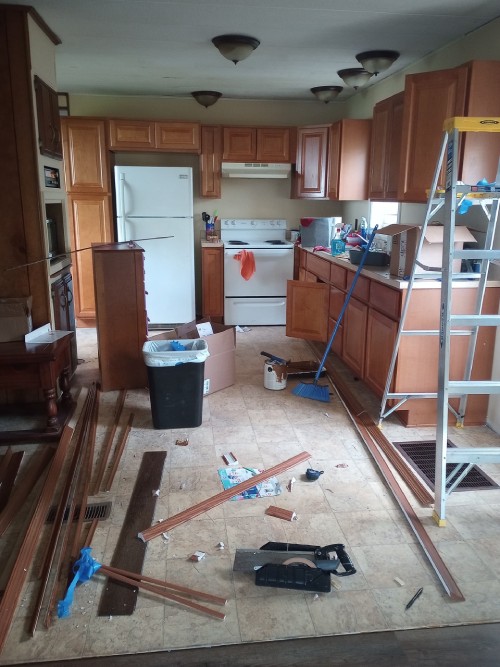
[221,219,294,326]
[221,219,294,249]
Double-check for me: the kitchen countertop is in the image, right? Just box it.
[300,247,500,290]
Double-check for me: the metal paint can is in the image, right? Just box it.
[263,361,287,390]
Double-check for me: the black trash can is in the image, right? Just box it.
[143,339,209,429]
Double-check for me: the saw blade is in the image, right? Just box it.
[233,549,317,572]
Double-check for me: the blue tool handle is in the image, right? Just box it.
[313,226,379,383]
[260,351,287,364]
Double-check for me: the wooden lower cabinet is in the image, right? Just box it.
[286,253,500,427]
[342,298,367,378]
[364,308,398,396]
[92,243,148,392]
[201,245,224,321]
[67,193,113,325]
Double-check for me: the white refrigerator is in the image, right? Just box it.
[114,166,195,327]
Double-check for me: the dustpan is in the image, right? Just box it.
[292,227,378,402]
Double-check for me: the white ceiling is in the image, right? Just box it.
[7,0,500,101]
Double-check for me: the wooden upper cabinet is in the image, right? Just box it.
[108,119,155,149]
[108,119,201,152]
[398,66,468,202]
[295,125,329,198]
[222,127,291,162]
[327,119,372,201]
[155,121,201,152]
[61,118,110,193]
[200,125,222,198]
[369,92,404,201]
[33,75,63,159]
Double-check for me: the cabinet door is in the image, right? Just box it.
[286,280,329,341]
[295,126,329,198]
[257,128,291,162]
[61,118,110,193]
[369,99,391,200]
[364,308,398,396]
[34,75,63,159]
[200,125,222,198]
[369,92,404,201]
[51,273,78,373]
[108,119,155,149]
[201,246,223,320]
[342,298,367,377]
[155,122,201,152]
[385,93,404,200]
[327,119,372,201]
[222,127,256,161]
[398,66,468,202]
[68,194,113,323]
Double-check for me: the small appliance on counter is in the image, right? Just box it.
[299,217,342,247]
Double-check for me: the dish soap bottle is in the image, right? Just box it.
[359,217,368,239]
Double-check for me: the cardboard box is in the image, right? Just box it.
[0,296,33,342]
[379,224,475,278]
[164,319,236,396]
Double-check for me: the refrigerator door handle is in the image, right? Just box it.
[117,173,127,241]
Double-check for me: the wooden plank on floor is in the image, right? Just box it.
[138,451,311,542]
[0,451,24,511]
[98,451,166,617]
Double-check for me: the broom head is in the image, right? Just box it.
[292,380,330,402]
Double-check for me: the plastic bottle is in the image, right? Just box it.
[359,217,368,239]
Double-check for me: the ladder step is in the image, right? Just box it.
[450,315,500,327]
[386,392,438,399]
[445,447,500,464]
[401,329,471,336]
[447,380,500,395]
[454,249,500,260]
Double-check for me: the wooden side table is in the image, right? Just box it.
[0,332,75,442]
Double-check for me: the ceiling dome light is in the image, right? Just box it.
[337,68,373,90]
[191,91,222,108]
[310,86,343,103]
[355,50,400,75]
[212,34,260,64]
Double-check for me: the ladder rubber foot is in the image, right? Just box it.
[432,510,447,527]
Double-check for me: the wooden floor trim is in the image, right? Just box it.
[321,357,464,601]
[138,451,311,542]
[103,412,134,492]
[0,425,73,653]
[101,565,227,606]
[30,384,97,635]
[0,445,54,537]
[98,566,226,620]
[0,450,24,512]
[92,389,126,494]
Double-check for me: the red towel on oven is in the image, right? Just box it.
[233,250,256,280]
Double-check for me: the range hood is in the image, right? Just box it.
[221,162,291,179]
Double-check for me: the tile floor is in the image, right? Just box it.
[2,326,500,664]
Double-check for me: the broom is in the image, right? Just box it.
[292,226,379,402]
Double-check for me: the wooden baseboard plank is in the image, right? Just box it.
[138,451,311,542]
[98,566,225,620]
[103,412,134,492]
[98,451,167,616]
[100,565,227,606]
[0,446,54,537]
[0,425,73,653]
[91,389,126,495]
[0,451,24,512]
[321,356,464,601]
